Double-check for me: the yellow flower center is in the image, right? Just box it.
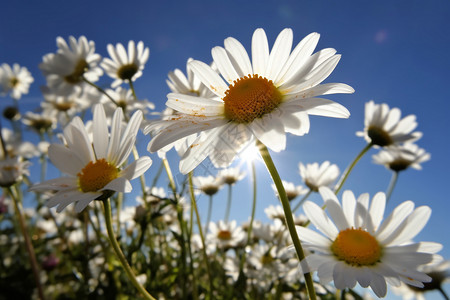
[77,159,119,193]
[64,59,89,84]
[367,125,393,147]
[217,230,232,240]
[9,77,19,88]
[261,253,274,265]
[117,63,138,81]
[331,228,382,266]
[389,159,411,172]
[201,185,219,196]
[223,74,283,123]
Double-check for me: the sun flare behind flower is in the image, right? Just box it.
[30,104,152,212]
[146,28,354,174]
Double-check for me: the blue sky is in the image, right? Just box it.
[2,1,450,298]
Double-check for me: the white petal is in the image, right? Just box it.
[167,93,224,116]
[120,156,152,180]
[325,200,349,231]
[29,177,77,192]
[211,46,240,83]
[92,104,109,159]
[106,108,124,165]
[102,177,132,193]
[376,200,415,243]
[296,226,331,247]
[265,28,293,80]
[189,60,228,98]
[249,114,286,152]
[303,201,338,239]
[369,272,387,297]
[296,98,350,118]
[224,37,252,76]
[48,144,84,176]
[369,192,386,231]
[251,28,269,76]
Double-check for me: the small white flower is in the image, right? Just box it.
[207,220,246,249]
[100,86,154,117]
[217,166,246,185]
[372,143,430,172]
[30,104,152,212]
[101,40,149,87]
[39,36,103,96]
[0,63,34,99]
[299,161,339,192]
[0,156,30,187]
[356,101,422,147]
[192,175,223,196]
[296,187,442,297]
[271,180,308,201]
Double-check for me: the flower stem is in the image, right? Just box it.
[205,195,213,232]
[224,184,233,223]
[7,187,46,300]
[102,198,156,300]
[439,286,450,300]
[385,171,399,204]
[334,143,373,194]
[128,79,138,100]
[188,172,213,299]
[292,189,313,213]
[257,141,316,300]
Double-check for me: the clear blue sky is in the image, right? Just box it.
[2,1,450,298]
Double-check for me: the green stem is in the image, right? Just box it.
[385,171,399,204]
[238,161,257,274]
[188,172,213,299]
[102,198,156,300]
[128,79,138,100]
[292,189,313,213]
[224,184,232,223]
[150,160,164,190]
[205,195,213,232]
[257,141,316,300]
[7,187,46,300]
[162,158,177,195]
[334,143,373,194]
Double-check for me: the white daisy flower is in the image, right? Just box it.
[392,260,450,300]
[0,156,30,187]
[192,175,223,196]
[207,220,246,249]
[101,40,149,88]
[299,161,340,192]
[29,104,152,213]
[356,101,422,147]
[39,36,103,96]
[271,180,308,201]
[100,86,155,117]
[372,143,430,172]
[296,186,442,297]
[146,28,354,174]
[0,63,34,100]
[22,110,57,133]
[217,166,246,185]
[1,128,39,159]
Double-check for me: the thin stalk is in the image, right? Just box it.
[188,172,213,299]
[334,143,373,194]
[292,189,313,213]
[128,79,138,100]
[239,161,257,274]
[205,195,213,233]
[439,286,450,300]
[150,160,164,190]
[385,171,399,204]
[257,141,316,300]
[162,157,177,195]
[7,187,46,300]
[224,184,233,223]
[102,198,156,300]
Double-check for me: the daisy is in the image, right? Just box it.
[0,63,34,100]
[101,40,150,88]
[299,161,339,192]
[0,156,30,187]
[392,260,450,300]
[356,101,422,147]
[29,104,152,212]
[271,180,308,201]
[1,128,39,159]
[217,166,246,185]
[207,220,246,250]
[296,186,442,297]
[22,110,57,134]
[146,28,354,173]
[39,36,103,96]
[372,143,430,172]
[100,86,155,117]
[192,175,223,196]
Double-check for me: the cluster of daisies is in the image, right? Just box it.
[0,28,447,300]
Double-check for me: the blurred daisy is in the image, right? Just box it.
[373,143,430,172]
[207,220,246,250]
[0,156,30,187]
[265,204,308,226]
[217,166,246,185]
[356,101,422,147]
[22,110,57,134]
[100,86,155,117]
[29,104,152,212]
[296,187,442,297]
[39,36,103,96]
[1,128,39,159]
[192,175,223,196]
[0,63,34,100]
[299,161,339,192]
[146,28,353,173]
[271,180,308,201]
[101,40,149,88]
[392,260,450,300]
